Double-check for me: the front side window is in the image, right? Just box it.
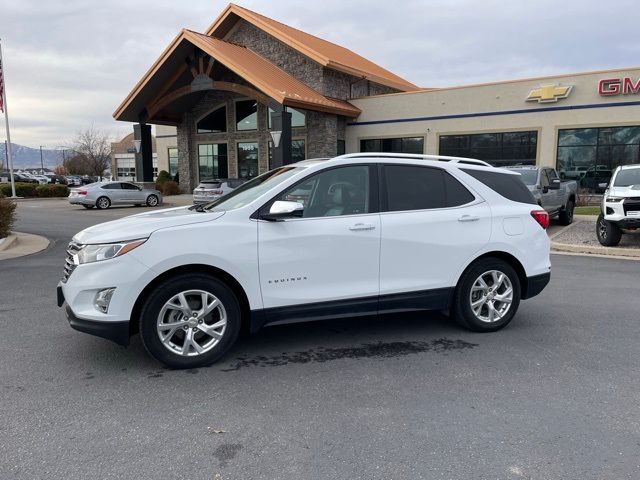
[197,106,227,134]
[276,166,369,218]
[384,165,475,212]
[236,100,257,131]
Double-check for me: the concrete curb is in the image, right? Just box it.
[0,234,18,252]
[0,232,50,260]
[11,197,67,202]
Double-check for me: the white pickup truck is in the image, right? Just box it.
[505,166,577,225]
[597,165,640,246]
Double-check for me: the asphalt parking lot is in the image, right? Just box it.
[1,199,639,480]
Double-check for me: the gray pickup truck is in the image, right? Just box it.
[505,166,578,225]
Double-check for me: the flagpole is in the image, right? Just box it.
[0,39,17,198]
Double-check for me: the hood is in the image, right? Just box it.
[73,206,225,244]
[608,185,640,198]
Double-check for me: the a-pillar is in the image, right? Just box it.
[134,123,153,183]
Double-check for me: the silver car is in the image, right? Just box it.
[192,178,245,204]
[69,181,163,209]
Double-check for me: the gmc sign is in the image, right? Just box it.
[598,77,640,96]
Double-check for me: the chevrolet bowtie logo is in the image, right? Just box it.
[526,84,573,103]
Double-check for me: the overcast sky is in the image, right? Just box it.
[1,0,639,147]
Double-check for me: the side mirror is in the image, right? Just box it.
[261,200,304,221]
[598,182,609,189]
[549,178,561,190]
[542,186,549,194]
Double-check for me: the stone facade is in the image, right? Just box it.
[173,18,401,191]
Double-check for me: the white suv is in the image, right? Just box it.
[598,165,640,246]
[57,154,551,368]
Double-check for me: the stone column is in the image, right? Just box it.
[177,112,198,192]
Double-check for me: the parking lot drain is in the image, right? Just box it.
[221,338,478,371]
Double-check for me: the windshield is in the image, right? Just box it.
[203,167,303,211]
[613,168,640,187]
[511,169,538,185]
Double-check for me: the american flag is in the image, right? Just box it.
[0,58,4,113]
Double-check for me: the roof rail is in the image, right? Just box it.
[333,152,492,167]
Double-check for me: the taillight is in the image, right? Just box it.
[530,210,549,229]
[211,190,223,195]
[78,190,87,196]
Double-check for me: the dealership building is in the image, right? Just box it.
[114,3,640,192]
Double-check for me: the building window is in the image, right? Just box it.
[557,126,640,192]
[197,105,227,133]
[198,143,228,180]
[168,147,178,177]
[237,142,258,179]
[360,137,424,154]
[235,100,258,131]
[268,139,306,165]
[267,107,306,128]
[116,167,136,179]
[439,131,537,167]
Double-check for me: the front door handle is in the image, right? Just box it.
[349,223,376,231]
[458,215,480,222]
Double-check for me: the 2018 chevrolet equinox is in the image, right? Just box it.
[58,153,551,368]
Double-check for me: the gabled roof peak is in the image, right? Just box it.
[205,3,418,92]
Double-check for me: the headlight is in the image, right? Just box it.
[76,239,146,264]
[606,196,624,203]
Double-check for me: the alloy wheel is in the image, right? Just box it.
[156,289,227,356]
[469,270,513,323]
[598,218,608,240]
[147,195,158,206]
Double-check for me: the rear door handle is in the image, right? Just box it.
[349,223,376,231]
[458,215,479,222]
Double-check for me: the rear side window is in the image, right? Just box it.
[461,169,536,205]
[384,165,475,212]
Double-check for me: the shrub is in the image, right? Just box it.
[0,193,17,238]
[0,182,38,198]
[161,181,180,196]
[156,170,172,185]
[36,184,69,197]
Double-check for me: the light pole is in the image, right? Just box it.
[39,146,44,174]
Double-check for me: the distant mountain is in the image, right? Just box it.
[0,143,69,170]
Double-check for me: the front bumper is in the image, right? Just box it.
[58,286,129,346]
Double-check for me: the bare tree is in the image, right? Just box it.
[69,125,112,179]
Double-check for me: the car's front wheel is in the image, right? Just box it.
[146,194,159,207]
[596,213,622,246]
[139,274,241,368]
[452,258,521,332]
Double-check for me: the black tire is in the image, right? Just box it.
[596,213,622,246]
[82,204,94,209]
[558,199,574,225]
[452,258,521,332]
[139,274,241,369]
[146,194,159,207]
[95,196,110,209]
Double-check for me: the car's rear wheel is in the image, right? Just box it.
[82,204,94,209]
[452,258,521,332]
[139,274,241,368]
[558,199,574,225]
[95,196,110,209]
[146,194,159,207]
[596,213,622,246]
